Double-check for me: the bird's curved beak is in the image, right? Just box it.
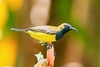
[71,27,79,33]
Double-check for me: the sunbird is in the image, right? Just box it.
[11,23,78,67]
[11,23,78,44]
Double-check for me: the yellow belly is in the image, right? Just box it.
[27,30,56,42]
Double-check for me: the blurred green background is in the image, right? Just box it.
[0,0,100,67]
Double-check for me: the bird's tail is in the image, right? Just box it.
[11,28,25,32]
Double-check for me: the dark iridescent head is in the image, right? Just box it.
[59,23,79,33]
[56,23,79,40]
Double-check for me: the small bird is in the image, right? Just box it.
[11,23,78,44]
[11,23,78,67]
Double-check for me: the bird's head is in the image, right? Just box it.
[56,23,79,40]
[58,23,79,33]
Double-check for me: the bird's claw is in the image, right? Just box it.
[39,41,46,46]
[47,44,53,49]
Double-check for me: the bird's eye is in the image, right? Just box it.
[65,25,70,29]
[64,24,71,29]
[67,26,70,29]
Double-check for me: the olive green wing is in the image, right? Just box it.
[26,26,59,35]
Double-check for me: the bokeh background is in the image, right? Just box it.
[0,0,100,67]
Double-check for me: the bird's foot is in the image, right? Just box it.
[46,42,53,50]
[47,44,53,49]
[39,41,46,46]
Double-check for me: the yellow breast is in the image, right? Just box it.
[26,30,56,42]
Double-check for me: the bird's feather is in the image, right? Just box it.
[11,28,25,32]
[26,26,59,35]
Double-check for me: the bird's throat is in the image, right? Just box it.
[56,28,70,40]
